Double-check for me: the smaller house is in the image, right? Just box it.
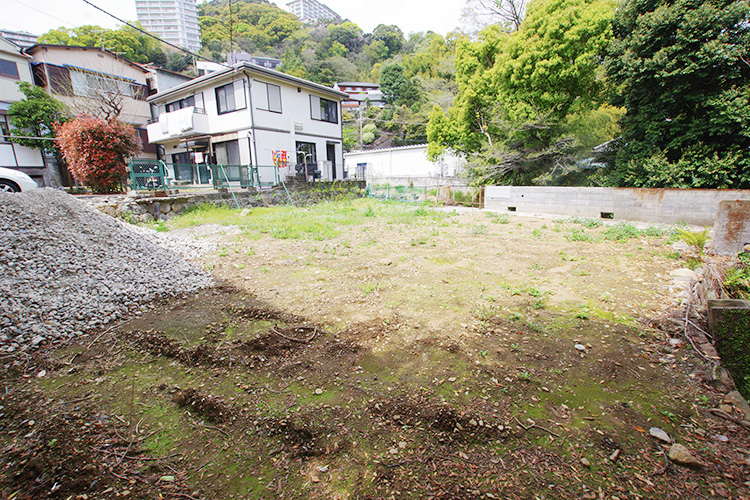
[0,36,48,186]
[334,82,385,109]
[25,44,155,161]
[344,144,466,180]
[146,61,348,187]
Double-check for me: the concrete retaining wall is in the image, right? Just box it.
[485,186,750,226]
[713,200,750,255]
[88,181,367,222]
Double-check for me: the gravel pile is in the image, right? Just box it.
[0,189,212,352]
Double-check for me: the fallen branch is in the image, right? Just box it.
[708,408,750,430]
[270,326,317,343]
[513,416,560,437]
[265,381,293,394]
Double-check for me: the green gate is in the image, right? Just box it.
[129,159,170,191]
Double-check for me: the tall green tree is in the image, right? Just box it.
[7,82,71,185]
[38,25,165,64]
[604,0,750,188]
[379,64,424,107]
[428,0,618,185]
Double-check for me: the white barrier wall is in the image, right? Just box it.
[485,186,750,226]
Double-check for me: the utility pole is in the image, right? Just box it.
[358,106,363,149]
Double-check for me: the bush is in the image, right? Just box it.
[55,115,142,193]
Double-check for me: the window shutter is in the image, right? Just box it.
[233,80,246,109]
[255,82,268,110]
[268,84,282,113]
[310,95,321,120]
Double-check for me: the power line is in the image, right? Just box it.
[80,0,230,67]
[11,0,77,29]
[343,118,430,125]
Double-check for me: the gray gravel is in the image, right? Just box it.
[0,189,212,352]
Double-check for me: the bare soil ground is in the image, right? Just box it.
[2,200,749,500]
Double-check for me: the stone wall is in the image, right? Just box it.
[485,186,750,226]
[89,181,367,222]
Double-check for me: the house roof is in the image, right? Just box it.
[345,144,429,156]
[336,82,379,87]
[23,44,148,74]
[148,62,349,103]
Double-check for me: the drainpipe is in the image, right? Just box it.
[242,71,259,170]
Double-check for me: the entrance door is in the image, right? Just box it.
[326,143,336,180]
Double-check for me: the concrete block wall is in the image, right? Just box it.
[713,200,750,255]
[485,186,750,226]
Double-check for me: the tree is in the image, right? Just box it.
[380,64,424,107]
[38,25,165,65]
[55,116,142,193]
[7,82,68,154]
[604,0,750,188]
[462,0,528,33]
[372,24,405,56]
[428,0,618,185]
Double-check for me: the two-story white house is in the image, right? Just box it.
[146,61,348,186]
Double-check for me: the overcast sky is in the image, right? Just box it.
[2,0,467,38]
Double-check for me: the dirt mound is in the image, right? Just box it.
[371,396,509,443]
[0,389,192,499]
[172,388,234,424]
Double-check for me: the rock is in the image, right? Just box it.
[314,388,323,395]
[668,338,683,348]
[725,391,750,420]
[668,443,701,468]
[580,457,591,467]
[669,268,698,280]
[609,449,621,462]
[398,441,407,449]
[379,258,393,266]
[159,475,175,482]
[719,404,734,414]
[240,208,252,216]
[389,447,398,455]
[575,343,587,352]
[649,427,672,443]
[700,343,720,360]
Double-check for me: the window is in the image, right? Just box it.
[0,115,9,143]
[215,81,246,115]
[214,140,242,180]
[295,141,317,164]
[0,59,19,80]
[310,95,338,124]
[166,93,204,113]
[254,81,282,113]
[69,69,133,98]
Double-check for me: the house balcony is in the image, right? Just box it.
[146,107,210,144]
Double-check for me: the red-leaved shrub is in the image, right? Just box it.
[55,115,142,193]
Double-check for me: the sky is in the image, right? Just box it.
[1,0,467,38]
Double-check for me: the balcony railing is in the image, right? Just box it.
[146,106,209,143]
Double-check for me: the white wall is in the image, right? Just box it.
[344,145,465,179]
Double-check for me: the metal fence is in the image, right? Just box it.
[129,159,170,191]
[367,183,484,207]
[128,160,280,192]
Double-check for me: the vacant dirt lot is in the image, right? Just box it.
[2,199,749,500]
